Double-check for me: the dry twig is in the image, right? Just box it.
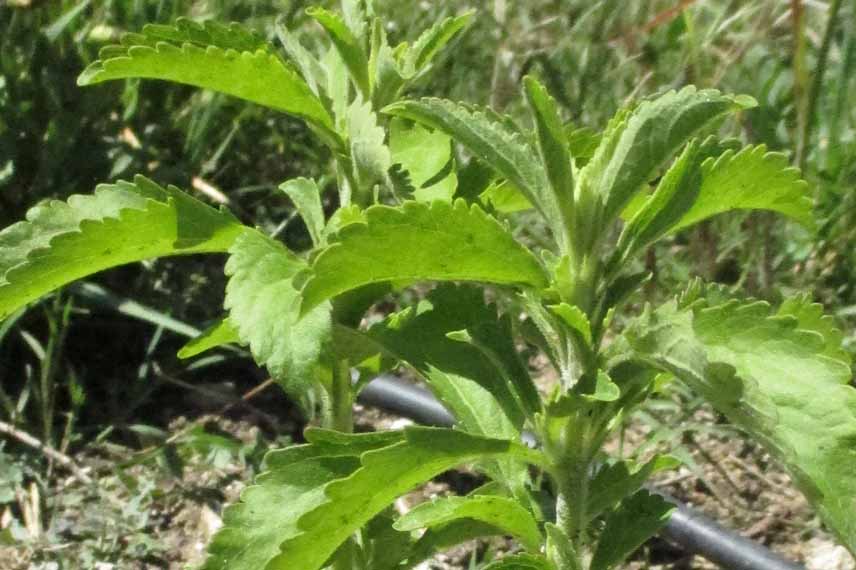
[0,420,93,485]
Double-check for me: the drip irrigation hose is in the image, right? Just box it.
[358,375,806,570]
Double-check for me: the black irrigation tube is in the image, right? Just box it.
[358,375,805,570]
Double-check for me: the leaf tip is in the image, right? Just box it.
[76,63,102,86]
[732,93,758,110]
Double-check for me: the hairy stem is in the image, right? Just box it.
[554,430,594,570]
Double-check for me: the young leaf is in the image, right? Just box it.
[382,99,571,244]
[268,427,546,570]
[394,495,542,551]
[323,46,351,132]
[545,524,578,570]
[369,19,406,108]
[565,125,600,167]
[300,199,548,313]
[590,490,675,570]
[308,7,371,99]
[585,370,621,402]
[340,0,372,41]
[481,180,534,213]
[280,178,326,247]
[580,87,755,225]
[615,139,706,260]
[275,22,327,96]
[547,303,592,346]
[482,554,555,570]
[224,230,331,402]
[622,291,856,553]
[523,76,574,251]
[587,456,680,521]
[347,97,392,194]
[404,12,474,74]
[0,176,244,321]
[177,317,240,359]
[203,430,400,570]
[78,22,336,141]
[389,118,456,202]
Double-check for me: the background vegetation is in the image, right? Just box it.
[0,0,854,568]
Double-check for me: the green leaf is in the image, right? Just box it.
[480,180,533,213]
[308,7,370,98]
[547,303,592,345]
[300,199,548,314]
[580,87,755,225]
[616,139,706,260]
[777,294,850,364]
[482,554,554,570]
[203,456,358,570]
[670,144,813,232]
[275,23,327,97]
[347,97,392,193]
[587,456,680,520]
[280,178,326,247]
[323,204,366,240]
[364,511,413,570]
[545,523,578,570]
[590,490,675,570]
[224,230,331,402]
[370,285,532,432]
[203,431,399,570]
[623,290,856,553]
[78,21,336,140]
[0,176,244,321]
[404,519,505,569]
[523,76,574,250]
[565,125,600,167]
[585,370,621,402]
[619,142,813,262]
[322,46,351,132]
[138,18,269,52]
[340,0,372,41]
[389,118,456,202]
[177,318,240,359]
[382,99,570,243]
[268,426,545,570]
[404,11,474,74]
[394,495,542,551]
[366,285,538,497]
[369,19,406,108]
[446,325,540,417]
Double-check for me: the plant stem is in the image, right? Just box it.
[331,358,353,433]
[555,457,592,568]
[330,359,357,569]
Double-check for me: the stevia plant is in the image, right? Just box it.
[1,4,855,570]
